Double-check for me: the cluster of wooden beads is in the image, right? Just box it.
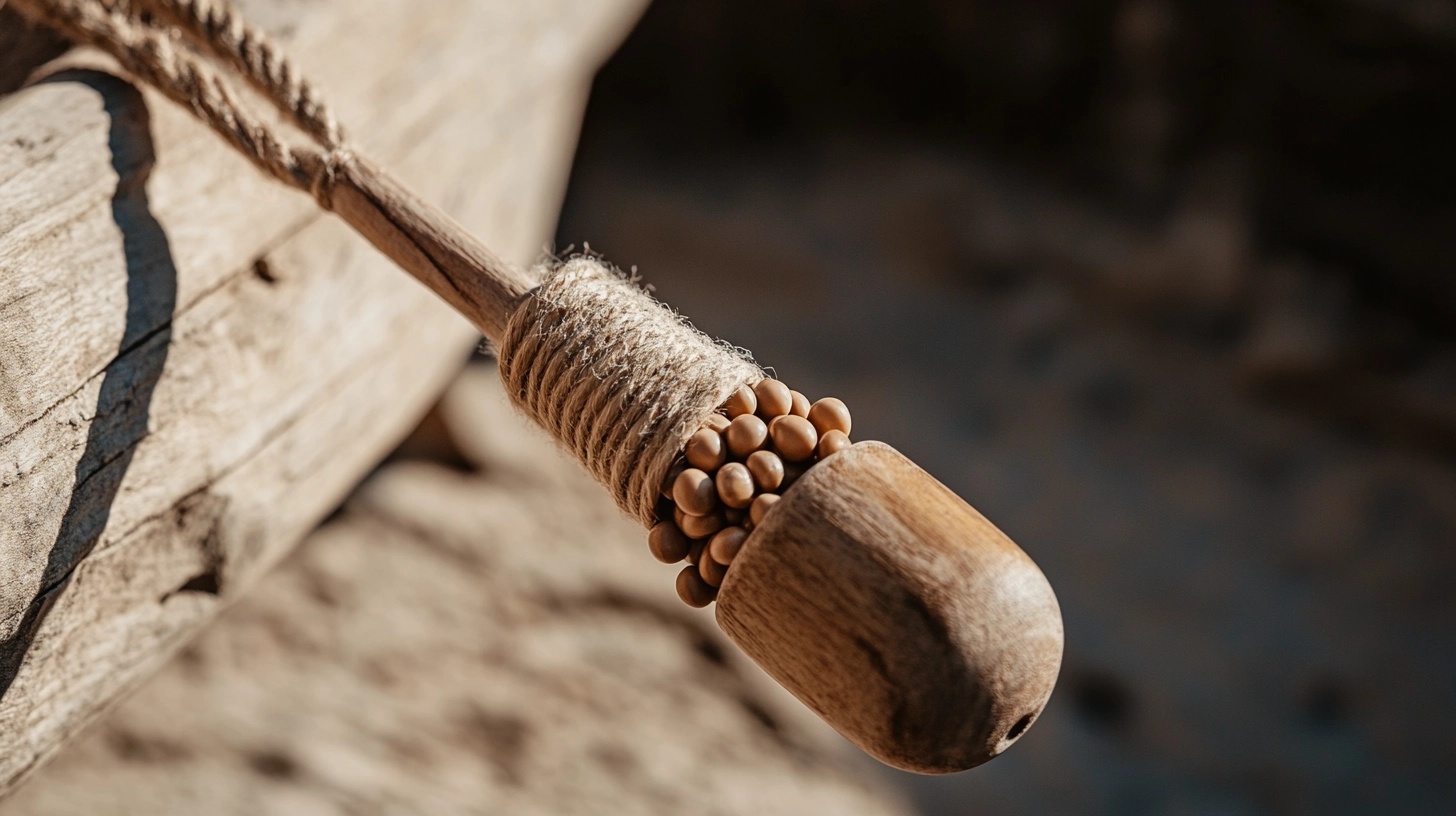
[646,378,855,607]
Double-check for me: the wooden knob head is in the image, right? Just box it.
[715,441,1063,773]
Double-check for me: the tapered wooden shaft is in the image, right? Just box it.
[331,154,539,341]
[716,441,1064,773]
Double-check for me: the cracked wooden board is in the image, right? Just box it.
[0,0,648,796]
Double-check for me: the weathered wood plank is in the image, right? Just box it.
[0,0,647,795]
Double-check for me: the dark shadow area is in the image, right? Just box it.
[0,7,68,96]
[0,71,178,695]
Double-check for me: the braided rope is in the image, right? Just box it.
[119,0,343,148]
[13,0,340,203]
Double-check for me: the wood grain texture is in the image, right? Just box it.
[716,441,1064,774]
[0,0,647,796]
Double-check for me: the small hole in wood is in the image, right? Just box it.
[1005,713,1034,743]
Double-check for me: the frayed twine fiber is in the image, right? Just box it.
[498,258,763,525]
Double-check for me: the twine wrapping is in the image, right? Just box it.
[499,259,762,525]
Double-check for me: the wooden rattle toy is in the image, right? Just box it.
[11,0,1064,773]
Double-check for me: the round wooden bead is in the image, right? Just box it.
[817,429,851,459]
[685,428,727,471]
[648,521,691,564]
[808,397,852,436]
[770,415,818,462]
[753,379,793,419]
[724,384,757,418]
[673,467,718,516]
[661,459,686,500]
[749,492,780,527]
[709,526,748,565]
[789,390,811,418]
[677,508,725,540]
[699,552,729,587]
[676,565,717,608]
[704,412,732,433]
[746,450,784,492]
[715,462,755,509]
[725,414,768,458]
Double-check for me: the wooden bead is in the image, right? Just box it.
[648,521,691,564]
[673,467,718,516]
[746,450,784,492]
[709,526,748,565]
[715,462,755,509]
[699,552,729,587]
[724,384,757,418]
[770,415,818,462]
[753,379,793,419]
[725,414,768,458]
[817,429,851,459]
[749,492,780,527]
[704,412,732,433]
[661,459,686,500]
[789,390,811,418]
[676,565,717,608]
[685,428,727,471]
[678,508,725,540]
[808,397,852,436]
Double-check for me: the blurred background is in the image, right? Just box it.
[7,1,1455,814]
[555,0,1456,813]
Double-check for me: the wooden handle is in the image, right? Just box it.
[716,441,1064,774]
[330,153,540,341]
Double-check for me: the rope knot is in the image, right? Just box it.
[498,258,762,524]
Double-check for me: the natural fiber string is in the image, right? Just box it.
[118,0,344,148]
[11,0,342,205]
[14,0,766,525]
[500,259,761,524]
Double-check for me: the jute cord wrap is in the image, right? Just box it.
[500,259,763,525]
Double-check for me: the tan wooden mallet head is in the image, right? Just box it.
[716,440,1062,773]
[13,0,1065,777]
